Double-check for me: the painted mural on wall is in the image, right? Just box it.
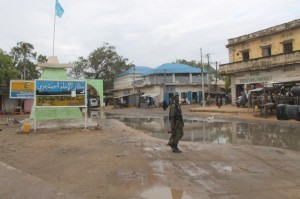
[35,80,86,107]
[10,80,35,99]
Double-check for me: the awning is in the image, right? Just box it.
[249,86,280,94]
[113,93,136,98]
[249,88,264,92]
[141,93,159,98]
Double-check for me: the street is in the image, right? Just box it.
[0,104,300,199]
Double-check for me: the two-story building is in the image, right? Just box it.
[112,63,208,107]
[220,19,300,105]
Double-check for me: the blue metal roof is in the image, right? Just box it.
[143,63,207,76]
[115,64,207,78]
[115,66,152,78]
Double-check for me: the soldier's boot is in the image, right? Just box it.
[167,138,174,148]
[172,144,182,153]
[168,142,176,150]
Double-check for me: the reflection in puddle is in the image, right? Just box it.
[106,114,300,152]
[140,187,193,199]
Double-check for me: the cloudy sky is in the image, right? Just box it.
[0,0,299,67]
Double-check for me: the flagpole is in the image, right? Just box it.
[52,1,56,56]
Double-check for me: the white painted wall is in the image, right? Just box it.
[114,75,132,90]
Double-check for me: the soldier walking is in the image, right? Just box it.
[168,94,184,153]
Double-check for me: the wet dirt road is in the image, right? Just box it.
[0,105,300,199]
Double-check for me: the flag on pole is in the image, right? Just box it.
[55,0,64,18]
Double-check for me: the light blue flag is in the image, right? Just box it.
[55,0,64,18]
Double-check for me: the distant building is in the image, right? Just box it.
[112,63,208,107]
[220,19,300,104]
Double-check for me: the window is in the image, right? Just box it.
[283,42,293,54]
[262,46,271,57]
[181,92,187,99]
[242,51,249,61]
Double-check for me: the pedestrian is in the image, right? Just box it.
[206,95,210,106]
[149,97,153,108]
[168,94,184,153]
[145,97,150,108]
[241,91,247,107]
[216,93,222,108]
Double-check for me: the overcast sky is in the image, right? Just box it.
[0,0,299,67]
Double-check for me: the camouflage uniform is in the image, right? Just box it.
[169,101,184,152]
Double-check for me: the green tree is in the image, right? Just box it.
[174,59,200,67]
[9,41,46,80]
[0,49,20,87]
[68,56,89,79]
[224,76,231,91]
[37,54,47,64]
[69,43,133,90]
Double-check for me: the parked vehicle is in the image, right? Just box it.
[89,98,99,107]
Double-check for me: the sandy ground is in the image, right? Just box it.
[0,104,300,199]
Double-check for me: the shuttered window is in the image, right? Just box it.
[262,46,271,57]
[283,42,293,54]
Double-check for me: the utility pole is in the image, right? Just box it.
[206,54,210,97]
[23,58,26,80]
[200,49,205,107]
[163,69,166,101]
[215,61,218,91]
[133,67,136,107]
[23,66,26,80]
[133,67,135,94]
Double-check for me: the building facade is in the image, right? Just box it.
[112,64,208,107]
[220,19,300,104]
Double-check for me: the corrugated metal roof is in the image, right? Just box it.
[115,63,207,78]
[115,66,152,78]
[143,63,207,76]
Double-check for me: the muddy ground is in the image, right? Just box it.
[0,105,300,199]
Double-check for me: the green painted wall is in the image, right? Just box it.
[87,79,104,107]
[30,68,83,120]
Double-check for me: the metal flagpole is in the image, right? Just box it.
[52,1,57,56]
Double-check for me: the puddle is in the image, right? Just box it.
[140,186,193,199]
[106,113,300,152]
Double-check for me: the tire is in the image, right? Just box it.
[276,104,288,120]
[286,105,299,120]
[291,86,300,97]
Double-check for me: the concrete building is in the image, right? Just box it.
[112,63,208,107]
[219,19,300,105]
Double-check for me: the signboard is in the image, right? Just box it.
[239,76,273,84]
[10,80,35,99]
[35,80,86,107]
